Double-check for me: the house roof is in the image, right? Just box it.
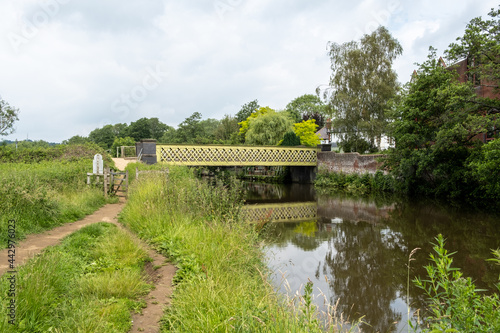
[316,127,329,140]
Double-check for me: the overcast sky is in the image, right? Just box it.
[1,0,498,143]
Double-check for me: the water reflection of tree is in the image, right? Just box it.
[266,221,333,250]
[323,221,407,333]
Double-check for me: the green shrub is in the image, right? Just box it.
[414,234,500,332]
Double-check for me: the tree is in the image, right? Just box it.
[446,6,500,95]
[159,126,177,143]
[385,50,499,199]
[148,117,169,140]
[196,118,220,144]
[89,125,115,149]
[279,131,301,146]
[235,99,260,122]
[176,112,202,143]
[286,94,326,127]
[63,135,89,145]
[128,118,152,141]
[215,115,239,143]
[326,26,402,152]
[293,119,321,147]
[111,136,136,157]
[238,106,273,142]
[112,123,129,138]
[0,99,20,136]
[245,110,293,145]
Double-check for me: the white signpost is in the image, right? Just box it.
[93,154,103,175]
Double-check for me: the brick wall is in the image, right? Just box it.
[317,152,384,175]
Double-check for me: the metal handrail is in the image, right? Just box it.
[137,148,143,162]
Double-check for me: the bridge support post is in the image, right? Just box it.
[289,166,316,184]
[135,139,157,164]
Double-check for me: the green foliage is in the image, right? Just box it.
[214,114,239,144]
[468,138,500,200]
[245,109,294,145]
[315,169,395,195]
[385,48,500,200]
[446,6,500,91]
[62,134,90,145]
[0,223,151,332]
[280,131,301,146]
[414,234,500,332]
[286,94,326,126]
[89,124,115,149]
[327,26,402,151]
[127,117,152,141]
[0,151,112,246]
[111,136,136,157]
[0,142,111,164]
[293,119,321,146]
[235,99,260,122]
[238,106,272,141]
[0,99,20,136]
[120,165,360,332]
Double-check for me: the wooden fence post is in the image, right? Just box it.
[125,170,129,198]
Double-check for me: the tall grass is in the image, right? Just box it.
[120,163,362,332]
[0,159,111,246]
[0,223,151,332]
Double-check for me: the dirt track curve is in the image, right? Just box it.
[1,165,176,333]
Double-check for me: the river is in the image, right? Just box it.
[243,182,500,333]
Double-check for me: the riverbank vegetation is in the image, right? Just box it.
[0,144,114,247]
[315,169,396,196]
[120,163,362,332]
[0,223,151,332]
[414,235,500,332]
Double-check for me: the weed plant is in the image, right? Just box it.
[413,234,500,332]
[0,223,151,332]
[0,158,110,247]
[120,163,362,332]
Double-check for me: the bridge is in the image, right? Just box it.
[155,144,317,166]
[241,202,317,223]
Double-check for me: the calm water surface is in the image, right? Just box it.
[244,183,500,333]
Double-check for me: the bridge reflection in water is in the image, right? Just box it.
[241,202,317,223]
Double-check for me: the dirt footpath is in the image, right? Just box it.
[0,203,175,333]
[112,157,136,171]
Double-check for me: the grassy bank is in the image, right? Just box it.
[0,144,117,246]
[120,163,361,332]
[0,159,111,246]
[0,223,151,332]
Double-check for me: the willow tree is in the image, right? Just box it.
[245,109,293,145]
[327,26,402,152]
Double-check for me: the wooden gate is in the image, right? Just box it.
[104,170,129,198]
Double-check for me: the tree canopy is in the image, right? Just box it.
[245,109,293,145]
[285,94,326,127]
[0,99,20,136]
[293,119,321,147]
[327,26,402,152]
[235,100,260,123]
[386,47,500,200]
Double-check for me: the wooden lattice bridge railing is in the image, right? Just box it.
[156,145,318,166]
[241,202,317,223]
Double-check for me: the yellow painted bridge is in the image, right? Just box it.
[156,145,318,166]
